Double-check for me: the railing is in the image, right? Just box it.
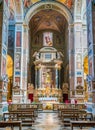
[53,103,86,111]
[8,103,43,111]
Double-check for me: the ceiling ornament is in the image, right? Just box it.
[24,0,73,9]
[30,9,67,33]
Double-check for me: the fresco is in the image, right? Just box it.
[15,77,20,86]
[76,54,82,69]
[15,54,21,70]
[24,0,73,13]
[77,77,82,85]
[43,32,53,46]
[24,0,73,7]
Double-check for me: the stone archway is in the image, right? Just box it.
[24,1,73,24]
[13,1,74,103]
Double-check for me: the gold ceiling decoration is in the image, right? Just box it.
[24,0,73,8]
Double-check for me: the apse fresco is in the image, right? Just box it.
[24,0,73,8]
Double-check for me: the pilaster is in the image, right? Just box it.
[68,24,74,92]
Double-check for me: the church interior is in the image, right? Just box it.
[0,0,95,130]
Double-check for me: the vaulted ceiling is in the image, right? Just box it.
[29,9,67,34]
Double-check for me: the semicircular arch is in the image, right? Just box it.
[24,1,73,25]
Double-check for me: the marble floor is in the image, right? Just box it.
[1,111,95,130]
[22,111,95,130]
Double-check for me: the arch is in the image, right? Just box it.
[24,1,73,25]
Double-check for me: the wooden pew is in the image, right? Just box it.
[60,109,87,119]
[71,121,95,130]
[3,112,34,126]
[58,108,78,117]
[60,109,92,126]
[0,121,22,130]
[17,107,38,117]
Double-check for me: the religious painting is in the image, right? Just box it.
[77,77,82,85]
[76,54,82,69]
[76,62,82,69]
[43,32,53,46]
[15,54,21,69]
[15,77,20,87]
[16,32,21,47]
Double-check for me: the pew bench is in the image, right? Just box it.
[70,121,95,130]
[3,112,34,126]
[0,121,22,130]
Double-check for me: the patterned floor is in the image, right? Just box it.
[23,111,95,130]
[1,111,95,130]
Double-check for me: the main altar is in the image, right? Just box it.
[34,87,62,109]
[27,47,63,109]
